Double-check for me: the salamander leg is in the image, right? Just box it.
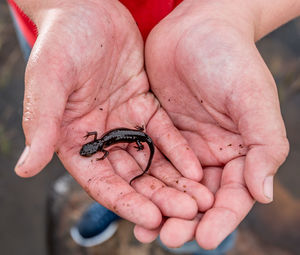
[135,125,144,131]
[84,131,98,141]
[96,150,109,160]
[134,140,144,151]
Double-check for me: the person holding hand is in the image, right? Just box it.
[8,0,299,254]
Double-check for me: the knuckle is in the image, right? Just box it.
[272,137,290,165]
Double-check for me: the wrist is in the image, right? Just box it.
[186,0,257,41]
[187,0,300,41]
[250,0,300,40]
[13,0,115,28]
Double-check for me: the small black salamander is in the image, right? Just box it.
[80,127,154,185]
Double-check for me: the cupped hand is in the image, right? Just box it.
[142,0,289,249]
[14,0,213,230]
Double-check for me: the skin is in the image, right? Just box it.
[13,0,300,250]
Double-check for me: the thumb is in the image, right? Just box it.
[15,42,71,177]
[244,140,289,203]
[231,60,289,203]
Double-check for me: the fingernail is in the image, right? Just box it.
[263,176,274,201]
[16,146,30,168]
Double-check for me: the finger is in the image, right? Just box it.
[196,157,255,250]
[244,144,289,203]
[109,149,198,219]
[133,224,161,243]
[201,167,222,194]
[147,108,203,181]
[59,148,162,229]
[130,147,213,212]
[160,214,202,248]
[15,43,72,177]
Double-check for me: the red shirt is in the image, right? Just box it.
[7,0,183,47]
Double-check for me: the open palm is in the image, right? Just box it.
[144,0,289,248]
[15,0,213,231]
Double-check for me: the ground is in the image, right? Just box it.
[0,1,299,254]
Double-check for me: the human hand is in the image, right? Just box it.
[14,0,213,230]
[141,0,292,249]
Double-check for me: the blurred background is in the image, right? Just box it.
[0,0,299,254]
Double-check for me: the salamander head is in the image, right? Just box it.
[80,141,102,157]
